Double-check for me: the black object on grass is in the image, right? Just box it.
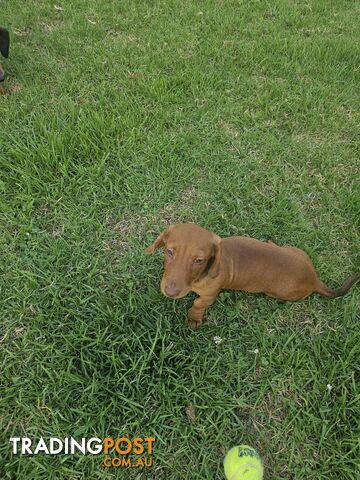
[0,28,10,82]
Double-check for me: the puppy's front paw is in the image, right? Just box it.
[187,308,203,329]
[187,317,202,329]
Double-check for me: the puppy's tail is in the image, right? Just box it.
[316,273,360,298]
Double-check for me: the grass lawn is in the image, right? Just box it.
[0,0,359,478]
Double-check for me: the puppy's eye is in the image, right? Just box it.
[166,248,174,257]
[193,258,204,265]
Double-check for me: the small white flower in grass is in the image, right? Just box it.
[252,348,259,354]
[327,384,333,391]
[213,336,223,345]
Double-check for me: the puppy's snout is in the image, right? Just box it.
[164,282,181,298]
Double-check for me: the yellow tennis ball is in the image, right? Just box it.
[224,445,263,480]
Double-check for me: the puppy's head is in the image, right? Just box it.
[145,223,221,299]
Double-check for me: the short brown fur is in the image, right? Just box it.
[146,223,359,328]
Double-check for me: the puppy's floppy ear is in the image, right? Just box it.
[208,235,221,278]
[145,226,173,254]
[0,29,10,58]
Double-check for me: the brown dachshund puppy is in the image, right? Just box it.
[146,223,359,328]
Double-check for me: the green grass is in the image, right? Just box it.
[0,0,359,478]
